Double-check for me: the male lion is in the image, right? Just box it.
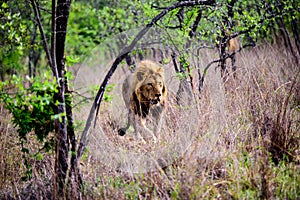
[118,60,167,142]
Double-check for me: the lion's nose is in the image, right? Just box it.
[155,93,161,98]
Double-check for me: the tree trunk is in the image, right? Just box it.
[53,0,71,199]
[31,0,75,198]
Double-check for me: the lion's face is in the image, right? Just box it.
[136,69,166,105]
[137,73,165,105]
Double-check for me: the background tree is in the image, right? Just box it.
[0,0,299,199]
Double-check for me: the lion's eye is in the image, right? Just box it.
[147,83,153,87]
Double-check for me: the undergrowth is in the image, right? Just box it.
[0,43,299,199]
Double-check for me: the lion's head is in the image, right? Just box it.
[136,71,166,105]
[133,60,167,106]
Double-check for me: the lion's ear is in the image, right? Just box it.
[137,72,144,81]
[162,84,167,97]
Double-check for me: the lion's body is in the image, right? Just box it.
[118,60,167,141]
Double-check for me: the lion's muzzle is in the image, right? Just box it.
[150,93,161,105]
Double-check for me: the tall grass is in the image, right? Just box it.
[0,43,299,199]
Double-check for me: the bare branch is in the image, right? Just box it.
[51,0,58,83]
[30,0,60,84]
[199,42,255,93]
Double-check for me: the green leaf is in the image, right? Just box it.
[35,152,44,161]
[2,2,8,8]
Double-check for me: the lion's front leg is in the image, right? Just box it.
[134,114,157,143]
[152,105,165,136]
[140,117,158,142]
[132,113,144,141]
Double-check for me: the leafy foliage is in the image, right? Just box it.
[0,72,57,179]
[66,1,140,59]
[0,2,29,79]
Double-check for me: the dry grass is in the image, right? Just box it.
[0,43,299,199]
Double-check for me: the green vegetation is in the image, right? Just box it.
[0,72,57,180]
[0,0,299,199]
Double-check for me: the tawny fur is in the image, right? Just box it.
[118,60,167,142]
[228,38,240,52]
